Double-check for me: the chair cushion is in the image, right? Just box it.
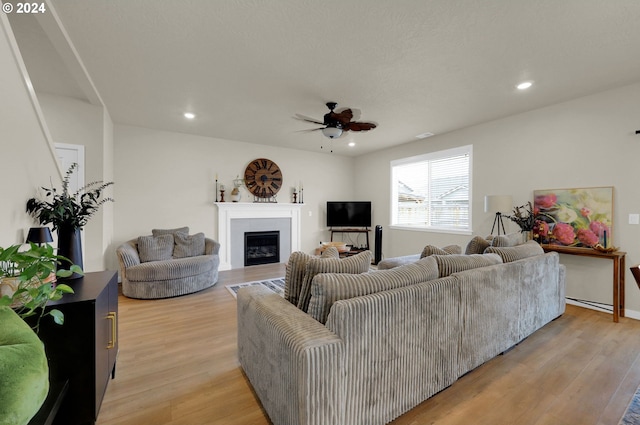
[465,236,491,254]
[484,240,544,262]
[434,253,503,277]
[152,226,189,237]
[420,244,462,258]
[137,234,174,262]
[126,255,214,282]
[307,256,439,323]
[284,247,339,306]
[0,307,49,425]
[173,232,206,258]
[297,250,373,312]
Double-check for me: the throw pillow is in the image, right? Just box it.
[284,247,340,306]
[465,236,491,255]
[297,250,373,312]
[484,240,544,262]
[152,226,190,237]
[307,256,439,324]
[137,234,174,262]
[433,253,503,278]
[490,232,523,247]
[173,232,206,258]
[420,244,462,258]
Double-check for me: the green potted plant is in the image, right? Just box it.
[25,163,114,275]
[0,243,82,332]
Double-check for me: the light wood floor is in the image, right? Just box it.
[96,264,640,425]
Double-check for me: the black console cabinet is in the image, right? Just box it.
[30,271,119,425]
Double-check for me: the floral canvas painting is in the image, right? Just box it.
[533,187,613,248]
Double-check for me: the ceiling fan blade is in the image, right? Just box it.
[333,108,354,125]
[293,114,324,125]
[344,121,377,132]
[295,127,324,133]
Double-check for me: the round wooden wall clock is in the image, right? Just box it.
[244,158,283,199]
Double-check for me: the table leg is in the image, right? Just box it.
[620,255,626,318]
[613,256,621,322]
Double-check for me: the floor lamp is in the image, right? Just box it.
[484,195,513,236]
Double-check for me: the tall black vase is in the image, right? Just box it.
[57,225,83,279]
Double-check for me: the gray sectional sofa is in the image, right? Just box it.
[237,240,566,425]
[116,227,220,299]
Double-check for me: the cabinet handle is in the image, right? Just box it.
[107,312,117,349]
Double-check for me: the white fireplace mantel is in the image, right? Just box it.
[215,202,303,270]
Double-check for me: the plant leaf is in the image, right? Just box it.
[50,309,65,325]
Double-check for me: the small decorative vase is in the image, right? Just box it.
[230,187,241,202]
[57,225,83,279]
[522,230,533,243]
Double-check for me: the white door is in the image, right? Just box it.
[54,143,85,193]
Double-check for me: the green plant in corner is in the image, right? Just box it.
[0,243,82,332]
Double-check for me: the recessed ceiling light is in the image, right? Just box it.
[416,132,434,139]
[516,81,533,90]
[184,112,196,119]
[348,142,356,147]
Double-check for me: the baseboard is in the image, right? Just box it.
[566,298,640,321]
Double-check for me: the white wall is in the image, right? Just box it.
[355,82,640,317]
[0,15,60,246]
[111,124,355,270]
[36,93,114,271]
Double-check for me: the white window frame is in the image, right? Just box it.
[390,145,472,234]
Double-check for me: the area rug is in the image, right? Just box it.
[226,277,285,298]
[619,385,640,425]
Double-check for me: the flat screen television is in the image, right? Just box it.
[326,201,372,228]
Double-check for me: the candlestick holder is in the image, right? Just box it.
[220,189,225,202]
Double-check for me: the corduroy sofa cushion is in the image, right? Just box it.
[284,247,340,306]
[307,256,439,323]
[433,253,503,277]
[0,307,49,425]
[465,236,491,254]
[137,234,174,262]
[297,250,373,312]
[484,240,544,262]
[420,244,462,258]
[152,226,189,237]
[490,232,523,247]
[173,232,206,258]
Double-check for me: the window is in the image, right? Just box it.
[391,145,472,232]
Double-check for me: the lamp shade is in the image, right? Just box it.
[484,195,513,213]
[322,127,343,139]
[26,227,53,244]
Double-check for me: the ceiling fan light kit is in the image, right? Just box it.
[322,126,343,139]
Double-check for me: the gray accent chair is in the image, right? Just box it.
[116,236,220,299]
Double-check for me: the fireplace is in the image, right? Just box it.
[244,231,280,266]
[215,202,303,270]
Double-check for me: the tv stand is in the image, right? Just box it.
[329,228,370,254]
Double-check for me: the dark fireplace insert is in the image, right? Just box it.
[244,231,280,266]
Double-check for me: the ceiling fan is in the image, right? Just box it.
[295,102,377,139]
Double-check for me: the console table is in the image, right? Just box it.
[541,245,626,322]
[329,228,370,253]
[28,271,119,425]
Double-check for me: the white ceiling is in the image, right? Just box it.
[7,0,640,156]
